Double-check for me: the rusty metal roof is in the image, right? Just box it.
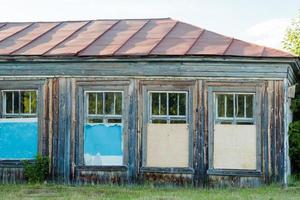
[0,18,294,58]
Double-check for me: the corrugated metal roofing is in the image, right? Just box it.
[0,18,294,57]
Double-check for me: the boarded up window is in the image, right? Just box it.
[146,123,189,167]
[146,91,189,167]
[0,90,38,160]
[213,124,256,170]
[213,92,257,170]
[84,91,123,166]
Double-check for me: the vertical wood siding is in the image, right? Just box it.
[0,76,287,186]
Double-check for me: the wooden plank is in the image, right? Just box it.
[202,80,209,187]
[137,79,143,178]
[140,167,194,174]
[0,62,290,80]
[70,78,76,182]
[51,78,59,180]
[142,172,193,186]
[52,78,72,183]
[207,169,262,177]
[128,79,138,183]
[0,167,25,184]
[193,80,201,186]
[278,81,285,182]
[267,81,274,180]
[48,79,53,173]
[270,81,275,181]
[76,165,128,172]
[209,175,262,187]
[57,78,71,183]
[41,80,49,156]
[262,81,269,183]
[75,169,128,185]
[283,78,289,186]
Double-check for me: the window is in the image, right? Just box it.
[149,92,187,124]
[215,93,254,124]
[0,90,38,160]
[146,91,189,168]
[86,92,122,124]
[3,90,37,117]
[84,91,123,166]
[212,92,257,171]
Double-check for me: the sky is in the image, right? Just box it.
[0,0,299,50]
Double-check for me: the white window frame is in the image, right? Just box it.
[2,89,38,118]
[215,92,255,124]
[148,91,188,124]
[85,91,123,124]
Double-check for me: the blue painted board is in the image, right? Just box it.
[84,124,123,156]
[0,121,38,159]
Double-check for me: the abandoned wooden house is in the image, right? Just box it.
[0,18,299,187]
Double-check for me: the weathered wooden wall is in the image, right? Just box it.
[0,165,24,184]
[0,58,296,186]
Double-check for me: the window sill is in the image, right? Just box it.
[140,167,194,174]
[0,159,35,168]
[76,165,128,172]
[207,169,262,177]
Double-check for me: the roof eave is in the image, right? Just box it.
[0,54,298,63]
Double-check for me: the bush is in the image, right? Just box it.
[289,84,300,175]
[22,155,49,184]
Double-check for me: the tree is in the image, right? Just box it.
[283,11,300,175]
[283,12,300,56]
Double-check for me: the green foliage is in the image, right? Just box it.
[22,155,49,184]
[283,11,300,56]
[288,83,300,175]
[288,120,300,174]
[284,10,300,176]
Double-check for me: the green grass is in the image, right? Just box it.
[0,183,299,200]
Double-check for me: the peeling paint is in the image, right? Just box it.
[84,123,123,166]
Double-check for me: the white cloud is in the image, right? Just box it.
[243,18,291,50]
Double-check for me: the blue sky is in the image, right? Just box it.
[1,0,299,50]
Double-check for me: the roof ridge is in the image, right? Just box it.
[0,18,173,24]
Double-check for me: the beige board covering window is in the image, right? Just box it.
[213,124,256,170]
[146,123,189,167]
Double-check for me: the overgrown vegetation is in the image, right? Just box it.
[284,10,300,177]
[0,183,299,200]
[22,155,49,184]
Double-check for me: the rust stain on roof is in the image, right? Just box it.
[0,18,293,58]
